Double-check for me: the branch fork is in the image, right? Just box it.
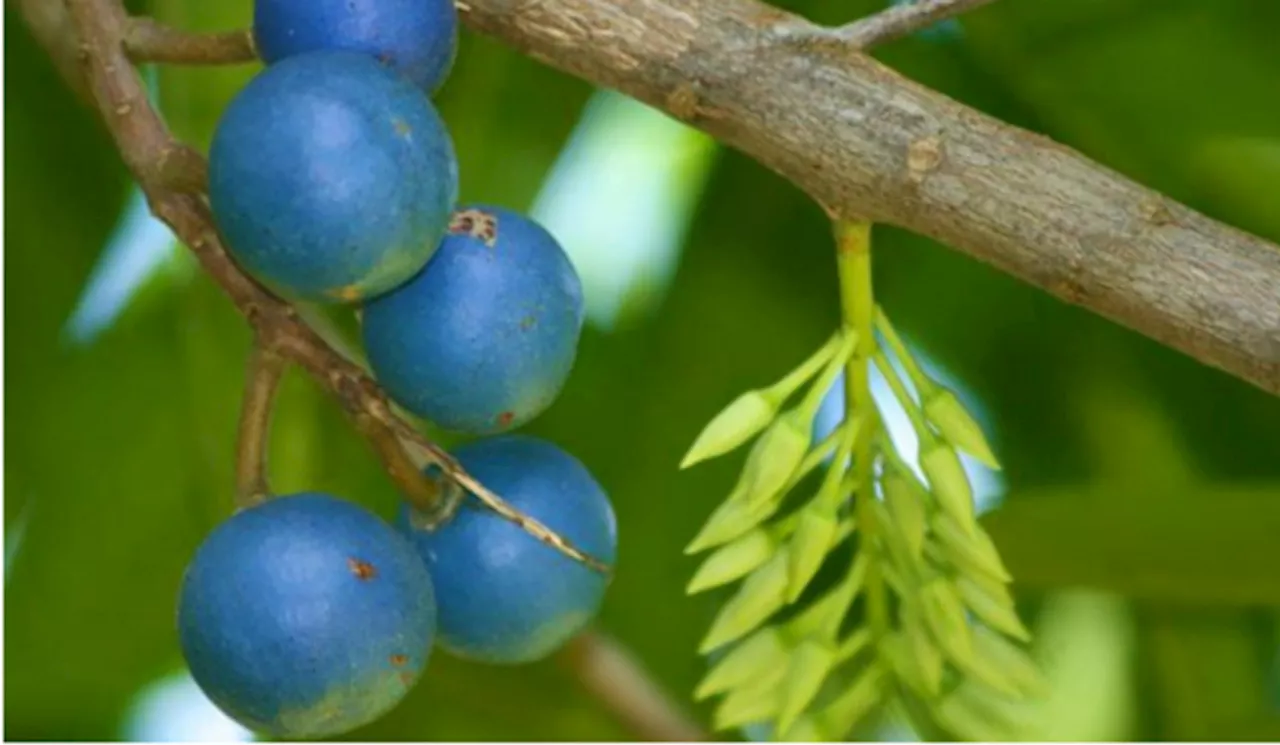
[70,0,1280,395]
[769,0,996,51]
[60,0,609,574]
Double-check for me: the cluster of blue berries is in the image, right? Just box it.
[178,1,617,738]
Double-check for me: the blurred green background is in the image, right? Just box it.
[6,0,1280,740]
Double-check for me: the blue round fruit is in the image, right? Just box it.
[361,206,584,434]
[254,0,458,93]
[208,51,457,304]
[397,436,616,664]
[177,493,437,738]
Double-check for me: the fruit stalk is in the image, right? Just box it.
[123,16,256,65]
[234,340,287,508]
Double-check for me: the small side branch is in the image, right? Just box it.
[393,420,613,576]
[235,339,287,509]
[770,0,996,51]
[559,630,708,741]
[123,17,256,65]
[59,0,610,575]
[838,0,996,49]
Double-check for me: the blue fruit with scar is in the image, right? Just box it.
[398,435,616,663]
[177,493,437,738]
[361,206,584,433]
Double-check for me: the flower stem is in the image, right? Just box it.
[835,220,889,640]
[873,352,933,444]
[874,306,936,397]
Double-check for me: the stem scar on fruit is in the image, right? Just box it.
[449,208,498,247]
[347,557,378,580]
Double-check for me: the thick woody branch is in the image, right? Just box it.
[111,1,1280,395]
[454,0,1280,397]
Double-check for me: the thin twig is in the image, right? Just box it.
[124,16,256,65]
[767,0,996,51]
[394,420,613,575]
[58,0,610,575]
[235,339,286,508]
[838,0,997,49]
[113,2,469,66]
[558,630,708,741]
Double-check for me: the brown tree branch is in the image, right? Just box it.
[89,1,1280,396]
[453,0,1280,398]
[59,0,609,575]
[234,338,286,508]
[558,630,709,742]
[124,16,256,65]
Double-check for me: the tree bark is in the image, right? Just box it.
[460,0,1280,396]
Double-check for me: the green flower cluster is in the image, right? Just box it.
[681,222,1046,741]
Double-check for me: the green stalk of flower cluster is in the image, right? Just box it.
[834,220,888,641]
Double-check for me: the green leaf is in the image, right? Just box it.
[787,552,868,640]
[777,715,823,742]
[933,685,1021,742]
[699,550,790,653]
[921,579,974,665]
[685,480,774,554]
[681,390,781,470]
[883,470,927,560]
[776,639,837,734]
[907,611,946,697]
[955,574,1031,642]
[713,671,784,731]
[786,507,840,602]
[932,514,1013,583]
[682,331,844,469]
[923,388,1001,470]
[882,629,938,700]
[972,627,1047,698]
[740,409,812,509]
[816,664,886,739]
[687,527,775,594]
[920,443,976,534]
[696,627,788,700]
